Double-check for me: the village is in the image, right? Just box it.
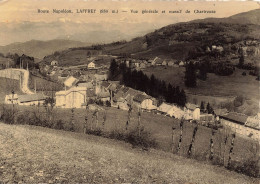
[2,55,259,141]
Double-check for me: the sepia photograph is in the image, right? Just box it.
[0,0,259,183]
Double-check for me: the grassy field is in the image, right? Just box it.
[7,104,259,169]
[142,66,259,115]
[28,75,63,92]
[0,122,258,183]
[0,77,23,103]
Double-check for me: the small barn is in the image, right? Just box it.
[88,61,95,69]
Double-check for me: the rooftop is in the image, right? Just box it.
[220,112,248,125]
[18,93,47,103]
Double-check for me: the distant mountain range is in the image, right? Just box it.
[101,9,260,60]
[0,39,88,59]
[1,9,259,61]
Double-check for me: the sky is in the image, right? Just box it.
[0,0,259,45]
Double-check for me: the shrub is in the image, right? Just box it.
[228,159,260,178]
[234,96,245,107]
[125,127,157,150]
[86,128,103,136]
[242,72,246,76]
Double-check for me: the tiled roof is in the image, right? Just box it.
[157,103,173,113]
[98,91,110,98]
[220,112,248,125]
[133,94,150,103]
[185,103,199,110]
[64,76,78,87]
[101,81,111,88]
[214,108,228,116]
[18,94,47,103]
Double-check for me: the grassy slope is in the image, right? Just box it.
[142,66,259,115]
[0,77,23,103]
[0,122,258,184]
[8,105,259,166]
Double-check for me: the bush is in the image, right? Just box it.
[234,96,245,107]
[242,72,246,76]
[228,159,260,178]
[86,128,103,136]
[125,127,157,150]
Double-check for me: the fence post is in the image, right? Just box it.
[187,121,198,157]
[171,126,176,153]
[102,111,107,131]
[177,119,184,154]
[227,133,236,168]
[126,105,132,131]
[138,108,141,136]
[84,116,88,134]
[209,127,217,160]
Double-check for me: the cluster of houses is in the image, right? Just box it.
[115,57,185,70]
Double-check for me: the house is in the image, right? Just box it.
[157,102,184,119]
[162,60,168,66]
[178,61,185,67]
[140,62,146,69]
[157,102,173,115]
[184,103,200,120]
[94,74,108,81]
[133,94,157,111]
[17,94,47,106]
[4,94,19,104]
[55,86,89,108]
[76,81,94,89]
[167,60,175,66]
[151,57,159,66]
[51,60,58,66]
[88,61,95,69]
[155,58,163,66]
[220,112,248,135]
[64,76,78,89]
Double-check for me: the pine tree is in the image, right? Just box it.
[109,59,119,80]
[200,101,205,112]
[185,62,197,87]
[179,89,187,107]
[239,54,244,68]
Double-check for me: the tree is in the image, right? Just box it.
[198,63,207,81]
[109,59,119,80]
[200,101,205,112]
[239,54,244,68]
[185,62,197,87]
[179,89,187,107]
[206,102,214,114]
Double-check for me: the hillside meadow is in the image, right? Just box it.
[1,122,258,183]
[142,66,259,115]
[3,104,259,172]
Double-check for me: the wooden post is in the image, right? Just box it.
[126,105,132,131]
[171,126,176,153]
[138,108,141,136]
[187,121,198,157]
[209,127,216,160]
[102,111,107,131]
[227,133,236,168]
[84,116,88,134]
[177,119,184,154]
